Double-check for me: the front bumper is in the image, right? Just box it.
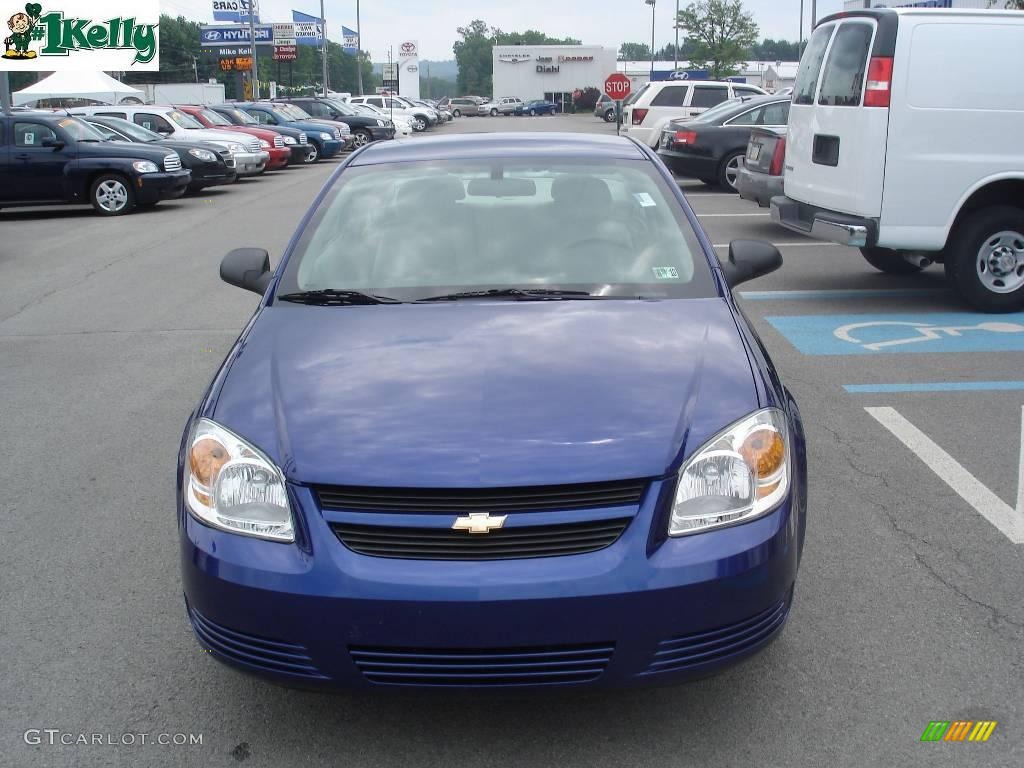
[136,170,191,203]
[232,151,268,176]
[287,144,310,162]
[180,478,802,691]
[770,195,876,248]
[187,162,236,190]
[265,147,291,170]
[369,125,396,141]
[316,138,344,158]
[737,165,784,208]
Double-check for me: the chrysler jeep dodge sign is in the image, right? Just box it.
[1,0,159,69]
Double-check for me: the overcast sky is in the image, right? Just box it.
[163,0,845,61]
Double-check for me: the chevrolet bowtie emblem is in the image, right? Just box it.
[452,512,507,534]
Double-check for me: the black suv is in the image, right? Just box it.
[276,97,395,148]
[0,112,190,215]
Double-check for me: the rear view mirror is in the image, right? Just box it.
[722,240,782,287]
[220,248,272,294]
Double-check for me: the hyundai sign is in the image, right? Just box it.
[200,24,273,46]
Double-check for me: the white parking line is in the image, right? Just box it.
[698,213,771,218]
[712,242,844,248]
[866,406,1024,544]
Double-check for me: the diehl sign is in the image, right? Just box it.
[536,64,559,74]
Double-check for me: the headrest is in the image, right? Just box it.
[551,175,613,210]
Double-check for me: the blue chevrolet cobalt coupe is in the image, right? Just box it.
[179,132,807,690]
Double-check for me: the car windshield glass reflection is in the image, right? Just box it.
[282,159,714,302]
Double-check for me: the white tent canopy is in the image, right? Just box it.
[12,71,144,106]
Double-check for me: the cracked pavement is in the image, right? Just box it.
[1,115,1021,767]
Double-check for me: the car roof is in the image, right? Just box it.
[350,132,648,166]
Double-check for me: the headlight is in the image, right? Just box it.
[375,119,385,127]
[184,418,294,542]
[319,132,332,141]
[188,148,217,162]
[227,143,245,154]
[669,408,789,536]
[283,135,297,145]
[259,139,271,149]
[132,160,158,173]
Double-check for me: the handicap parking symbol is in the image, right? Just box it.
[767,312,1024,355]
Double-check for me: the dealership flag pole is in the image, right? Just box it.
[320,0,329,96]
[356,0,363,95]
[249,0,260,99]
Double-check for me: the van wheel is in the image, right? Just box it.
[860,247,924,275]
[90,174,134,216]
[946,206,1024,313]
[717,152,744,191]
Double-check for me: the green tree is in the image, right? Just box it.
[618,42,653,61]
[676,0,759,78]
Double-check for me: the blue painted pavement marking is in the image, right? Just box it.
[740,289,945,301]
[845,381,1024,393]
[766,312,1024,355]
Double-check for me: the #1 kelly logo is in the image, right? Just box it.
[1,0,159,69]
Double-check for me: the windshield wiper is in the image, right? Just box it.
[416,288,599,302]
[277,289,401,306]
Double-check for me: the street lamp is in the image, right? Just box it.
[645,0,656,81]
[674,0,679,71]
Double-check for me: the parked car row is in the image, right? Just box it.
[656,6,1024,313]
[434,96,559,117]
[0,96,419,216]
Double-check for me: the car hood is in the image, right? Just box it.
[182,128,257,146]
[209,299,758,487]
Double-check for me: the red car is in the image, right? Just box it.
[176,105,291,171]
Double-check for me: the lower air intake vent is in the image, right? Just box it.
[188,606,326,679]
[640,599,790,676]
[349,643,615,686]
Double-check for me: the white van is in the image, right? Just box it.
[771,7,1024,312]
[624,80,766,148]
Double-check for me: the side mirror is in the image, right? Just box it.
[722,240,783,287]
[220,248,272,294]
[42,137,65,150]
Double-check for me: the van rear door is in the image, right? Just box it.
[785,13,895,218]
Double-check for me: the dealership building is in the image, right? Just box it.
[492,45,618,111]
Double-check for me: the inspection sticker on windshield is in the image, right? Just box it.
[653,267,679,280]
[634,192,657,207]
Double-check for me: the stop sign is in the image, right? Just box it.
[604,73,631,101]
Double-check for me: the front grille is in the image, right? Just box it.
[273,135,284,148]
[349,642,614,686]
[188,605,326,679]
[333,128,342,139]
[316,478,648,514]
[162,154,181,172]
[246,138,261,152]
[640,599,790,676]
[298,133,308,144]
[332,517,630,560]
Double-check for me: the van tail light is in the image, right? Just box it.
[673,130,698,145]
[769,136,787,176]
[864,56,893,107]
[632,108,649,125]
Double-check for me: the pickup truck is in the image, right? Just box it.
[0,112,190,216]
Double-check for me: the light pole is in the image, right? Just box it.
[645,0,656,81]
[247,0,259,99]
[319,0,329,96]
[673,0,680,71]
[799,0,804,53]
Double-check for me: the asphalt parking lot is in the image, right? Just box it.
[2,113,1021,768]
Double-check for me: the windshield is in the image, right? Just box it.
[168,110,204,129]
[281,104,313,120]
[690,98,750,124]
[325,99,357,115]
[86,122,120,140]
[58,117,106,141]
[223,107,258,125]
[96,117,161,142]
[200,108,233,126]
[279,159,714,302]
